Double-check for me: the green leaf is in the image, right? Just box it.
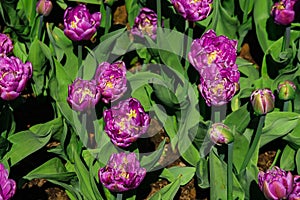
[125,0,140,27]
[149,176,181,200]
[224,103,251,134]
[160,166,196,186]
[13,41,28,62]
[196,158,209,189]
[24,157,75,181]
[280,145,295,171]
[140,139,166,171]
[261,112,300,147]
[296,149,300,174]
[283,120,300,149]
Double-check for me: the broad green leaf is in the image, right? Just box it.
[160,166,196,186]
[261,112,300,147]
[280,145,296,171]
[149,176,181,200]
[283,120,300,149]
[13,41,28,62]
[196,158,209,189]
[125,0,140,27]
[140,139,166,171]
[24,157,75,181]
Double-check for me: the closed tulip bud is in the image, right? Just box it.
[208,123,234,145]
[36,0,53,17]
[258,166,293,200]
[99,152,146,192]
[0,163,16,200]
[278,80,296,101]
[250,88,275,115]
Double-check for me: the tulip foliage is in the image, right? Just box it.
[0,0,300,199]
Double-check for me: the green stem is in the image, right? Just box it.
[282,26,291,51]
[269,149,282,169]
[227,142,234,200]
[116,193,123,200]
[156,0,161,27]
[185,21,193,69]
[105,5,112,34]
[240,115,266,172]
[283,100,291,112]
[78,44,82,74]
[38,15,44,40]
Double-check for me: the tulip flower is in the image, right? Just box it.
[36,0,53,17]
[99,152,146,192]
[171,0,213,22]
[277,80,297,101]
[271,0,296,25]
[208,123,234,145]
[94,61,127,104]
[188,29,239,80]
[64,4,101,41]
[0,56,32,101]
[250,88,275,115]
[0,163,16,200]
[258,166,293,200]
[67,78,101,112]
[131,8,158,40]
[289,175,300,200]
[103,98,150,147]
[0,34,13,57]
[198,73,239,107]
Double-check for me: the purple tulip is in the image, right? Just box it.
[103,98,150,147]
[99,152,146,192]
[0,34,13,57]
[258,166,293,200]
[208,123,234,145]
[198,74,239,106]
[171,0,213,22]
[94,61,127,104]
[271,0,296,25]
[188,29,239,80]
[36,0,53,17]
[0,56,32,101]
[64,4,101,41]
[250,88,275,115]
[67,78,101,112]
[131,8,158,40]
[289,175,300,200]
[0,163,16,200]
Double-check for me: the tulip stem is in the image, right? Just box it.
[116,193,123,200]
[227,142,234,200]
[283,100,291,112]
[156,0,161,27]
[105,5,111,34]
[78,44,82,72]
[185,21,193,70]
[240,115,266,172]
[269,149,282,169]
[38,15,44,40]
[282,26,291,51]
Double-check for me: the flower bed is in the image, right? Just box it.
[0,0,300,199]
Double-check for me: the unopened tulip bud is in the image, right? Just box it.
[208,123,234,145]
[278,80,296,100]
[36,0,53,17]
[250,88,275,115]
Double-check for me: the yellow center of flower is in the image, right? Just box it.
[127,109,137,119]
[70,16,80,29]
[106,81,113,89]
[211,82,225,95]
[207,51,219,64]
[76,88,93,103]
